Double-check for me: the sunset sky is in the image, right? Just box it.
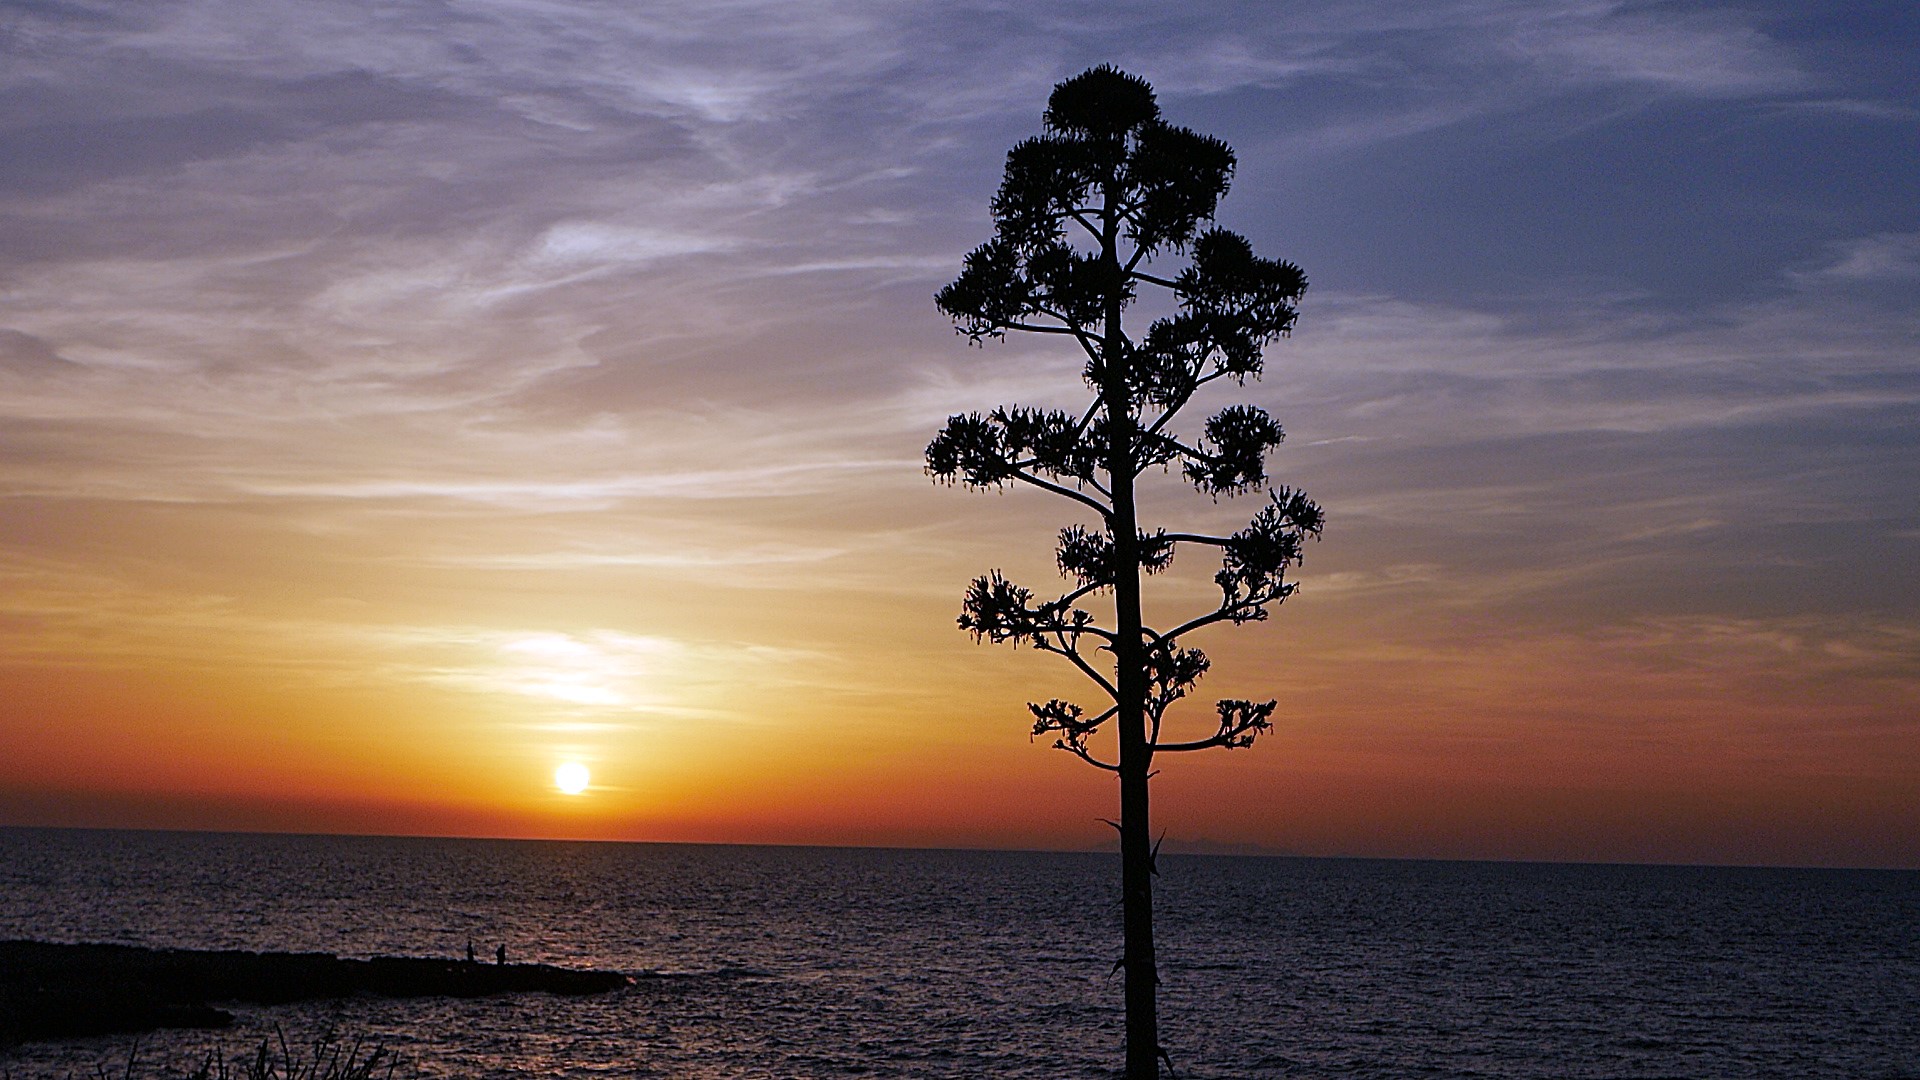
[2,0,1915,868]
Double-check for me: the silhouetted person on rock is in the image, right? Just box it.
[466,939,477,963]
[496,943,507,965]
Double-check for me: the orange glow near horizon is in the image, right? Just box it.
[3,559,1914,867]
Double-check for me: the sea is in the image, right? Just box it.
[0,828,1914,1079]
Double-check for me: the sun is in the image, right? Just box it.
[554,762,590,795]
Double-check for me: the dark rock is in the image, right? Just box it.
[0,940,629,1046]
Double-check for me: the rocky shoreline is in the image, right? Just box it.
[0,940,630,1046]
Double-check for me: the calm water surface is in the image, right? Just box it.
[0,828,1914,1078]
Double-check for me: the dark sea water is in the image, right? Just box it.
[0,828,1915,1079]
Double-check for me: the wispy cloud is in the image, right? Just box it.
[1500,3,1802,96]
[1792,232,1920,285]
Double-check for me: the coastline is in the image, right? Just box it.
[0,940,629,1046]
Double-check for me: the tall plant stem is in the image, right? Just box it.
[1101,184,1160,1080]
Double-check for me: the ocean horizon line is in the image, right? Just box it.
[3,822,1913,875]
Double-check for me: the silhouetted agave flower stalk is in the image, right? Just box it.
[927,65,1322,1080]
